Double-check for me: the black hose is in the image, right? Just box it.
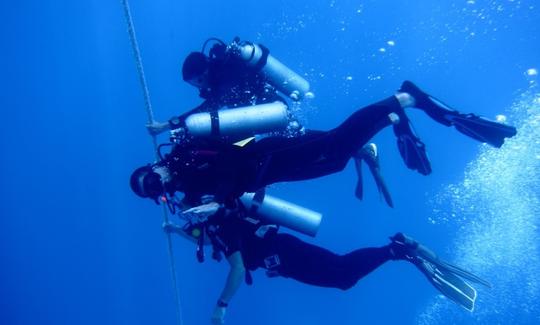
[157,143,173,161]
[201,37,225,55]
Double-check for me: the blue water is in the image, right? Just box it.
[1,1,539,324]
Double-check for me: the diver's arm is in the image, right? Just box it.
[146,121,170,135]
[219,251,246,303]
[211,251,245,324]
[220,251,246,303]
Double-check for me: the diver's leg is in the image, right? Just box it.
[300,93,419,172]
[328,95,406,151]
[275,234,393,290]
[336,246,394,289]
[328,91,429,176]
[253,96,408,186]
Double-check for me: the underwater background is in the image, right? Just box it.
[1,0,539,324]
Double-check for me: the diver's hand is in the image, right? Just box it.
[162,222,181,234]
[211,306,226,324]
[182,202,221,220]
[146,121,169,136]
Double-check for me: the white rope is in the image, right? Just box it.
[120,1,184,324]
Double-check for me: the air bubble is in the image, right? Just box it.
[526,68,538,76]
[496,115,507,123]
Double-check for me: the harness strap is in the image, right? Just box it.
[248,188,266,216]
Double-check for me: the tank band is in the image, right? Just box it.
[253,44,270,71]
[210,110,220,136]
[248,188,266,216]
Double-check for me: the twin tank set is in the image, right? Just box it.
[174,39,321,238]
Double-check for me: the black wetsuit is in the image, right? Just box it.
[163,96,401,204]
[215,214,393,290]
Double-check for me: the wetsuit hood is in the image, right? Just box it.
[182,52,209,81]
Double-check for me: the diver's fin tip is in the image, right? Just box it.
[449,114,518,148]
[391,234,490,311]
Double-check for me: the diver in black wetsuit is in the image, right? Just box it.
[146,38,303,138]
[162,202,490,324]
[142,37,395,206]
[136,96,401,205]
[131,82,516,205]
[132,94,403,206]
[203,212,394,291]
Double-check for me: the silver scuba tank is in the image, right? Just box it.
[234,42,311,101]
[239,192,322,237]
[184,101,289,138]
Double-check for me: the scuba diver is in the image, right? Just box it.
[162,202,491,324]
[130,80,517,206]
[144,37,393,206]
[146,37,309,138]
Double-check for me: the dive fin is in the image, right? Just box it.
[400,80,517,148]
[355,143,394,207]
[427,257,492,288]
[390,233,491,311]
[446,114,517,148]
[417,258,477,311]
[392,111,432,176]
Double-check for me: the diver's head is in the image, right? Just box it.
[130,165,171,200]
[182,52,210,89]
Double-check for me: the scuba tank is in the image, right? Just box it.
[228,39,312,101]
[239,191,322,237]
[183,101,289,138]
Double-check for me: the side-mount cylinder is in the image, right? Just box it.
[240,192,322,237]
[184,101,289,138]
[235,42,311,101]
